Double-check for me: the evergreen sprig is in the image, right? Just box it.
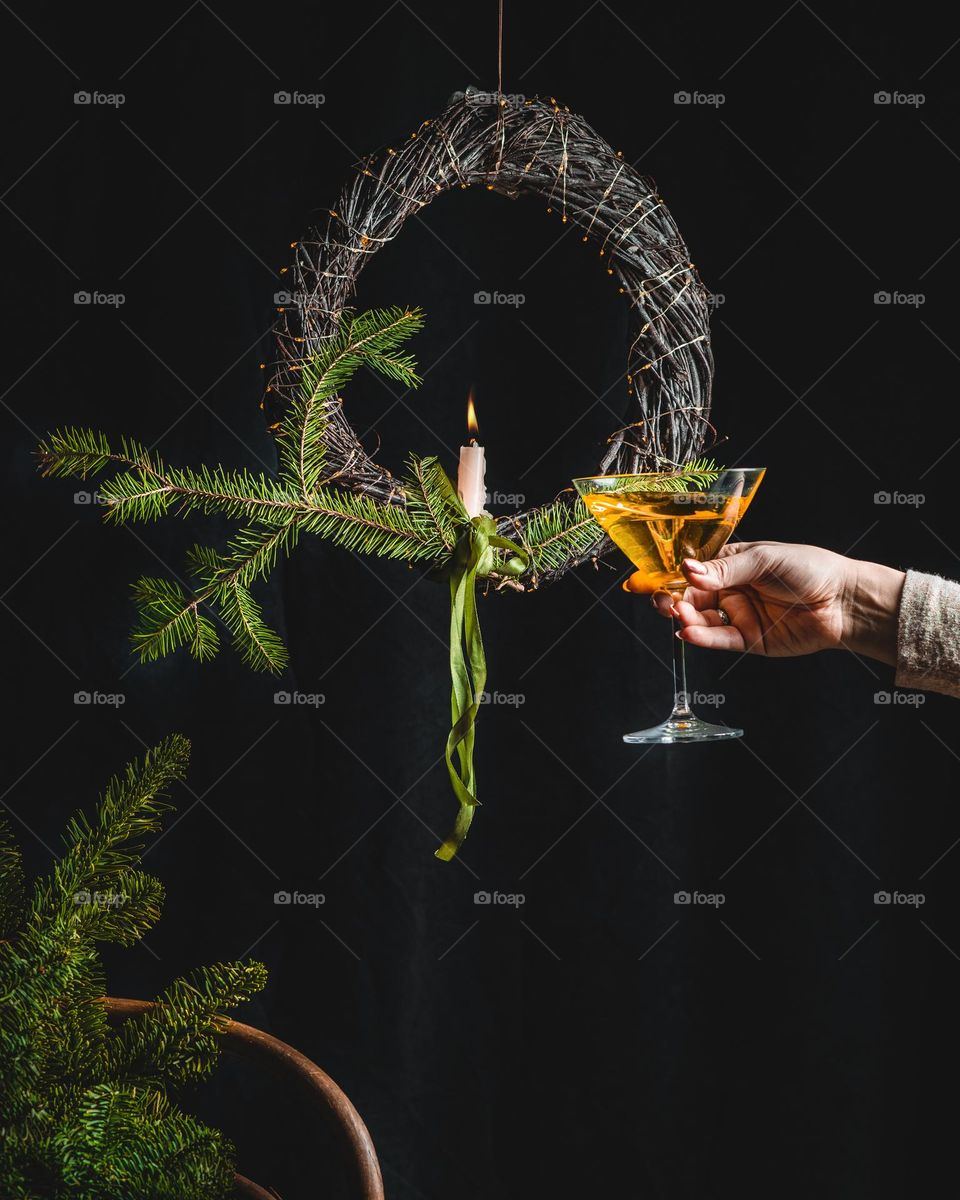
[37,307,451,674]
[642,456,722,492]
[0,736,266,1200]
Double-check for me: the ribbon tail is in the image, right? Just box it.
[436,533,487,861]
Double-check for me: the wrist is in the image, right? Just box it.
[842,558,906,666]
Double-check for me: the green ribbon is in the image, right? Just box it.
[434,490,528,862]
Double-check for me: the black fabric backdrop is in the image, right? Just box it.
[3,2,960,1196]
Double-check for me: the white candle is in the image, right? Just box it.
[457,392,487,518]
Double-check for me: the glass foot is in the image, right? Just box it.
[623,714,743,744]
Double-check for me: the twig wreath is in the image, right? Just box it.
[39,89,719,860]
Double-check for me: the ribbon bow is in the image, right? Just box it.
[434,507,528,861]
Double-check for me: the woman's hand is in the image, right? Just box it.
[641,541,905,665]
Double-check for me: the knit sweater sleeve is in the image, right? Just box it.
[895,570,960,698]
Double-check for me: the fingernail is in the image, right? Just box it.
[669,603,680,618]
[684,559,706,575]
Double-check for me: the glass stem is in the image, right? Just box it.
[670,617,693,718]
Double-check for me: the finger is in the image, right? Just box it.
[682,546,772,593]
[676,623,746,652]
[681,585,722,611]
[673,598,727,628]
[650,590,676,617]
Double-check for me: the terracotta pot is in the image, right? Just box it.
[104,998,384,1200]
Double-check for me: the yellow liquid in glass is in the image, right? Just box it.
[581,491,751,593]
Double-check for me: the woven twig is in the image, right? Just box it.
[267,88,715,586]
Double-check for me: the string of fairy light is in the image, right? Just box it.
[261,88,717,584]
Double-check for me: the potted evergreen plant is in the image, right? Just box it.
[0,735,383,1199]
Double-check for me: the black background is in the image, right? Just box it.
[3,2,960,1197]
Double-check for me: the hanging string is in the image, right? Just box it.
[497,0,504,95]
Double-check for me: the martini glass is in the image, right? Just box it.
[573,468,765,743]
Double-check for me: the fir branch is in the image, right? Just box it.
[108,961,268,1090]
[643,456,722,492]
[32,734,190,930]
[278,306,423,496]
[0,818,25,939]
[212,577,287,673]
[0,737,267,1200]
[404,455,462,554]
[130,579,220,665]
[516,498,601,576]
[295,484,437,558]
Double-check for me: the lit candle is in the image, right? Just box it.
[457,390,487,517]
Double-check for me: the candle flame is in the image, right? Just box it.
[466,389,479,437]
